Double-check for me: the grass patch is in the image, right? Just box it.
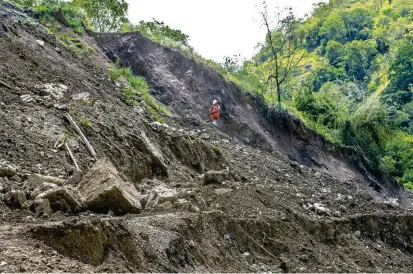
[108,62,171,119]
[57,32,94,57]
[212,145,221,154]
[78,117,91,128]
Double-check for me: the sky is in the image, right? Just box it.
[126,0,322,63]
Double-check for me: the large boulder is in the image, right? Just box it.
[78,159,142,215]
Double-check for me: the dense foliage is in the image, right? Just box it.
[240,0,413,190]
[7,0,128,33]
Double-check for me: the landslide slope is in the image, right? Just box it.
[94,30,410,203]
[1,1,413,272]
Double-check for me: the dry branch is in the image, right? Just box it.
[65,114,97,159]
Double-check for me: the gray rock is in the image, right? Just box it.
[4,190,26,208]
[24,173,64,192]
[30,199,52,217]
[203,167,229,185]
[36,39,45,48]
[78,159,141,215]
[67,170,83,185]
[0,164,17,178]
[36,83,67,100]
[20,94,35,103]
[139,132,168,177]
[36,186,83,213]
[214,188,233,196]
[146,185,178,209]
[31,182,58,199]
[313,203,331,216]
[72,92,90,102]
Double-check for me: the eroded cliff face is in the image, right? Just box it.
[1,1,413,272]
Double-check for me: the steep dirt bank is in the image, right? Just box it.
[94,31,409,203]
[1,1,413,272]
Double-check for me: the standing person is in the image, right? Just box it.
[209,99,220,126]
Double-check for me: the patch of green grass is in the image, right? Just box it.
[78,117,91,128]
[212,145,221,154]
[108,62,172,119]
[57,32,94,57]
[147,106,164,123]
[404,182,413,192]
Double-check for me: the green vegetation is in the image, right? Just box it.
[245,0,413,189]
[108,62,171,121]
[57,32,93,56]
[212,145,221,154]
[7,0,127,34]
[74,0,128,32]
[122,19,189,47]
[78,117,92,127]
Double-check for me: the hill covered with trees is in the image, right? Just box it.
[227,0,413,190]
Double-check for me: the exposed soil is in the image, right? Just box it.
[1,1,413,273]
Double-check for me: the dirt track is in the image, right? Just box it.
[1,1,413,272]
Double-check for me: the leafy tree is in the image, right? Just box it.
[312,64,347,91]
[319,13,346,44]
[259,1,305,108]
[133,19,190,46]
[389,39,413,91]
[345,39,378,81]
[325,40,347,66]
[223,54,242,74]
[341,9,374,41]
[75,0,128,32]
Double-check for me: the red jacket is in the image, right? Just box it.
[209,104,220,120]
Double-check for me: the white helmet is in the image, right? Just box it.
[213,100,217,104]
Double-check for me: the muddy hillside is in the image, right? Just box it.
[1,1,413,272]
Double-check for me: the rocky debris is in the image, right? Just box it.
[67,170,83,185]
[214,188,233,196]
[0,163,17,178]
[385,198,400,208]
[36,186,83,213]
[139,131,168,177]
[145,185,178,209]
[31,182,58,199]
[29,198,52,217]
[78,159,141,215]
[20,94,35,103]
[35,39,45,48]
[310,203,331,216]
[4,190,26,208]
[72,92,90,102]
[23,173,65,192]
[202,167,230,185]
[35,83,68,100]
[190,129,201,137]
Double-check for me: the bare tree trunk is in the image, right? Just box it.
[276,82,281,110]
